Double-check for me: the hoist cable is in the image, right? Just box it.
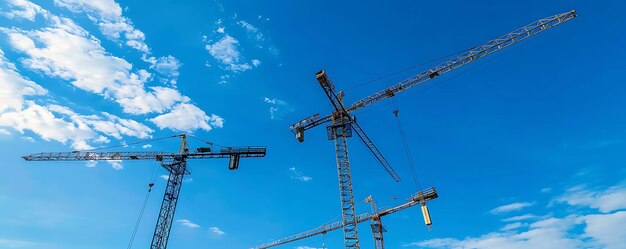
[392,107,423,192]
[126,162,160,249]
[186,134,228,149]
[126,183,154,249]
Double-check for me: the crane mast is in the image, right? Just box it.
[22,134,266,249]
[288,11,576,249]
[365,195,385,249]
[254,188,438,249]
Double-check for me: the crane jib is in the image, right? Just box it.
[254,188,438,249]
[280,10,576,249]
[346,10,576,113]
[22,148,267,161]
[290,10,577,132]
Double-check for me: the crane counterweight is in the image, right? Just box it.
[22,134,266,249]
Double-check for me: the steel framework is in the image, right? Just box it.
[254,188,438,249]
[289,10,576,249]
[23,134,266,249]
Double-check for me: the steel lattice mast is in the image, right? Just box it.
[289,10,576,249]
[254,188,438,249]
[23,134,266,249]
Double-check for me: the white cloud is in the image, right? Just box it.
[107,160,123,170]
[150,103,221,132]
[263,97,293,120]
[554,185,626,213]
[142,55,181,79]
[289,167,312,182]
[205,35,252,73]
[407,215,582,249]
[237,20,265,42]
[251,59,261,67]
[209,226,225,235]
[541,187,552,193]
[490,202,535,214]
[86,160,97,168]
[20,136,35,142]
[406,184,626,249]
[209,114,224,128]
[500,222,525,231]
[1,0,43,21]
[1,21,188,115]
[0,0,220,151]
[501,214,542,222]
[1,102,97,149]
[2,2,217,134]
[176,219,200,229]
[150,103,222,132]
[0,129,11,135]
[0,49,47,113]
[205,35,240,65]
[142,144,152,149]
[0,47,117,150]
[53,0,150,52]
[47,105,153,140]
[580,211,626,249]
[160,174,169,180]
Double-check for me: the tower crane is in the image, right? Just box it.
[289,10,576,249]
[22,134,266,249]
[254,188,438,249]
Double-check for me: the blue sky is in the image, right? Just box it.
[0,0,625,249]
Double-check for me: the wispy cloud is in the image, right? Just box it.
[209,226,225,235]
[553,184,626,213]
[205,35,258,74]
[540,187,552,193]
[500,222,525,231]
[490,202,535,214]
[405,184,626,249]
[203,6,276,84]
[237,20,265,42]
[176,219,200,229]
[107,160,123,170]
[289,167,312,182]
[501,213,542,222]
[0,238,39,248]
[263,97,293,120]
[20,136,35,142]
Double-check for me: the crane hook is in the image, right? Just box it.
[393,110,399,117]
[148,183,155,192]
